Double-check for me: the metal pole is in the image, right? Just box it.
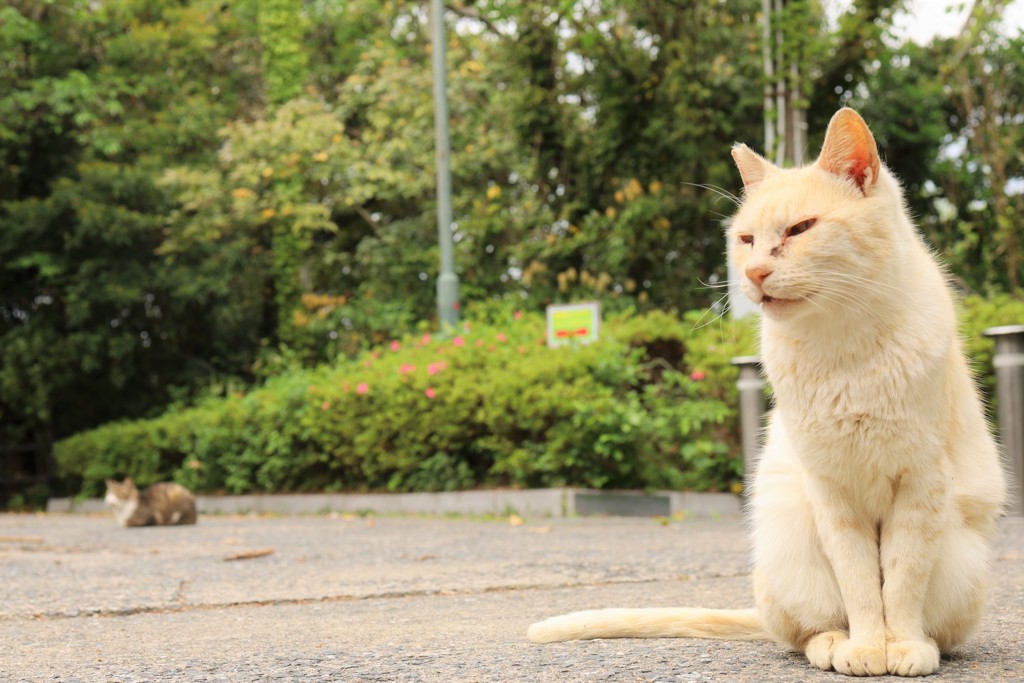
[430,0,460,329]
[761,0,775,158]
[983,325,1024,516]
[772,0,786,166]
[731,356,765,494]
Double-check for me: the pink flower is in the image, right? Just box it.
[427,363,439,375]
[514,310,522,320]
[390,341,400,352]
[438,361,448,371]
[453,336,465,347]
[342,381,350,393]
[321,401,331,411]
[517,346,527,354]
[496,333,507,343]
[356,382,369,395]
[425,387,436,399]
[421,334,432,345]
[475,339,484,348]
[690,370,706,382]
[400,363,417,375]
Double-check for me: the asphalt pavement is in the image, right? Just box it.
[1,511,1022,682]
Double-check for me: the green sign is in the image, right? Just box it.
[546,302,600,347]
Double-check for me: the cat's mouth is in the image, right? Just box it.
[760,294,804,311]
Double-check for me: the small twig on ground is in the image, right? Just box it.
[223,549,274,562]
[0,535,44,544]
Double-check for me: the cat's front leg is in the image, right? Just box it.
[879,468,947,676]
[807,478,888,676]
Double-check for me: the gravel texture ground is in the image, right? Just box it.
[1,512,1021,682]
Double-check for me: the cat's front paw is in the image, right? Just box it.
[832,639,888,676]
[805,631,848,671]
[886,638,940,677]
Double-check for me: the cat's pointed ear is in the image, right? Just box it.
[817,108,880,195]
[731,144,775,190]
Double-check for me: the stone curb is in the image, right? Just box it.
[47,488,741,518]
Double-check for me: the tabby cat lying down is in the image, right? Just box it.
[104,477,197,527]
[528,108,1006,677]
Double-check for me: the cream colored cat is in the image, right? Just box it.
[527,108,1006,677]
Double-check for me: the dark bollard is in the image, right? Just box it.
[983,325,1024,517]
[731,356,765,494]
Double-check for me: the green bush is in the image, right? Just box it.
[55,308,756,497]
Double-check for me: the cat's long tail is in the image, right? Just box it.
[527,607,768,643]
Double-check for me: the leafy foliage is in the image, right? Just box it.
[54,310,755,496]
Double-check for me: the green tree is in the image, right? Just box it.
[941,1,1024,293]
[447,0,765,312]
[0,0,262,443]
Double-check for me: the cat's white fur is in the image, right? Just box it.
[527,108,1006,677]
[104,488,140,527]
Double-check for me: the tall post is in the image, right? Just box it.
[984,325,1024,516]
[772,0,787,166]
[789,59,805,165]
[731,356,766,495]
[761,0,775,158]
[430,0,460,329]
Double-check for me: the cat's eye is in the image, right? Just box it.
[738,234,754,246]
[785,218,817,239]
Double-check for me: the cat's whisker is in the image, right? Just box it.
[802,295,830,315]
[810,287,877,319]
[691,292,731,331]
[806,280,870,308]
[681,182,741,207]
[804,269,905,295]
[788,277,871,315]
[716,305,737,344]
[696,276,731,290]
[812,283,898,319]
[800,273,904,309]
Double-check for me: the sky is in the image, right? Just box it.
[828,0,1024,43]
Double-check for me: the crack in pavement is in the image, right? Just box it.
[2,571,753,623]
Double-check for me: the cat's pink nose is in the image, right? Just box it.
[745,265,773,287]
